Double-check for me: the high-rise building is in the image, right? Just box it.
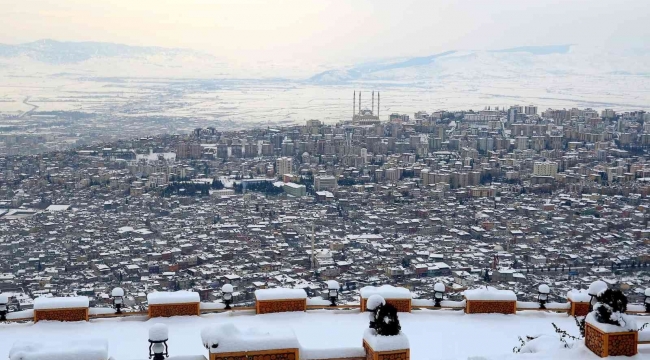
[533,161,558,177]
[314,175,337,191]
[276,157,293,177]
[524,105,538,116]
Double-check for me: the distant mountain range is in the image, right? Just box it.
[0,39,208,64]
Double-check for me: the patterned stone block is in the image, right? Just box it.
[585,322,638,357]
[363,340,410,360]
[465,300,516,314]
[361,299,411,313]
[148,302,200,318]
[34,307,89,322]
[210,348,299,360]
[569,301,590,317]
[256,299,307,314]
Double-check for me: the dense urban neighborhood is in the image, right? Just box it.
[1,103,650,313]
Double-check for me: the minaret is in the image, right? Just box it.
[372,91,374,114]
[378,92,380,118]
[359,92,361,114]
[353,91,356,119]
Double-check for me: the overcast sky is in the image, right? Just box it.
[1,0,648,65]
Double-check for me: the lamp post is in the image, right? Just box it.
[645,288,650,313]
[112,287,124,314]
[538,284,550,310]
[366,294,385,329]
[222,284,233,310]
[0,294,8,321]
[148,324,169,360]
[588,280,608,311]
[433,282,445,307]
[327,280,340,307]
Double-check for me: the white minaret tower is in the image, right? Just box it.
[372,91,374,114]
[353,91,356,119]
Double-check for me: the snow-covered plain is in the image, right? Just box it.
[1,310,649,359]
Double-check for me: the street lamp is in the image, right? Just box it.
[222,284,233,310]
[538,284,550,310]
[0,293,8,321]
[588,280,608,311]
[148,323,169,360]
[433,282,446,307]
[327,280,340,307]
[112,287,124,314]
[645,288,650,313]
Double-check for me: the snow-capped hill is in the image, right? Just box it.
[0,39,209,64]
[307,44,650,84]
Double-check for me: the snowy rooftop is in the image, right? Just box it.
[1,310,649,359]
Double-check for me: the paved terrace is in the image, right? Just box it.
[2,309,650,360]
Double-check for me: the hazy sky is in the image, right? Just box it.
[1,0,649,65]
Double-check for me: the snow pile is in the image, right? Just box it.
[33,296,89,310]
[254,288,307,301]
[566,289,590,302]
[149,323,169,341]
[588,281,608,297]
[538,284,550,294]
[147,291,200,305]
[518,334,570,354]
[326,280,340,290]
[301,346,365,359]
[360,285,411,299]
[366,295,386,311]
[9,339,108,360]
[463,287,516,301]
[362,329,409,352]
[586,311,637,333]
[201,323,300,353]
[111,288,124,297]
[434,282,446,293]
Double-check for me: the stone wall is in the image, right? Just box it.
[210,348,299,360]
[361,299,411,313]
[362,340,409,360]
[465,300,516,314]
[256,299,307,314]
[149,302,200,318]
[584,322,637,357]
[34,308,89,322]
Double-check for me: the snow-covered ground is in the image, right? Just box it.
[1,310,648,359]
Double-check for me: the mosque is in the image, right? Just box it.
[352,91,381,125]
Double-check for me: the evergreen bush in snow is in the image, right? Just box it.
[374,303,401,336]
[594,289,628,327]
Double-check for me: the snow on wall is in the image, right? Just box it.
[463,287,516,301]
[200,302,226,310]
[9,339,108,360]
[362,329,409,352]
[301,346,365,359]
[147,291,200,305]
[306,298,332,306]
[33,296,89,310]
[201,323,300,353]
[254,288,308,301]
[566,289,591,302]
[6,309,34,320]
[359,285,411,299]
[411,299,466,308]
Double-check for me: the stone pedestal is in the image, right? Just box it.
[34,307,89,322]
[255,299,306,314]
[465,300,516,314]
[360,298,411,313]
[585,322,637,357]
[148,302,200,318]
[362,340,410,360]
[569,301,590,317]
[209,348,299,360]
